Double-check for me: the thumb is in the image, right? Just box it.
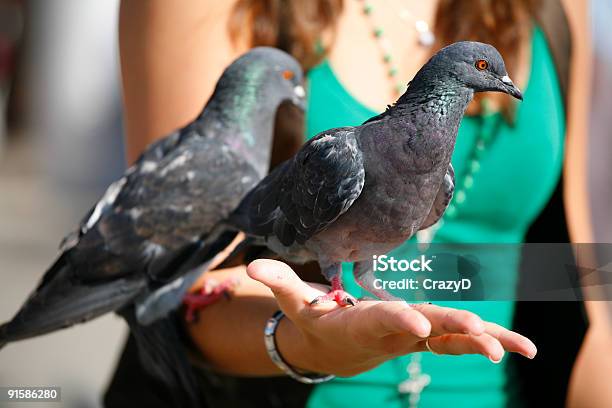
[247,259,329,319]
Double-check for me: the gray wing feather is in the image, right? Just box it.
[234,128,365,246]
[66,129,260,283]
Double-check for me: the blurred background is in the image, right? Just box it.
[0,1,610,407]
[0,1,125,407]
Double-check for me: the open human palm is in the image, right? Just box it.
[248,259,537,377]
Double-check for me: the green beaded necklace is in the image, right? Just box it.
[358,0,435,96]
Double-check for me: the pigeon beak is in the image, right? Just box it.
[500,75,523,101]
[292,85,307,111]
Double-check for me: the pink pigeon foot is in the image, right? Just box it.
[183,277,239,323]
[310,275,358,307]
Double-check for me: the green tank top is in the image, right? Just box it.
[303,27,565,408]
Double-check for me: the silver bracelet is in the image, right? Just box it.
[264,310,336,384]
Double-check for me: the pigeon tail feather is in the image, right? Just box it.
[0,255,145,346]
[0,324,7,350]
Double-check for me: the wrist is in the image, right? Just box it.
[275,313,318,374]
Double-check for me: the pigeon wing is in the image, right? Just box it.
[274,128,365,245]
[65,128,258,283]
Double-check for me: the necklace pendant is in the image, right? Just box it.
[398,354,431,408]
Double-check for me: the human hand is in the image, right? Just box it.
[248,259,537,377]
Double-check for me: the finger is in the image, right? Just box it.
[372,301,431,338]
[411,303,485,336]
[366,301,431,339]
[246,259,330,319]
[418,333,505,362]
[484,322,537,359]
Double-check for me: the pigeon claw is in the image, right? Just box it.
[183,277,240,323]
[310,290,358,307]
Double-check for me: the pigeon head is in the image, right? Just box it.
[425,41,523,100]
[200,47,306,177]
[255,47,306,109]
[215,47,306,112]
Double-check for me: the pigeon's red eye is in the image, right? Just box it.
[282,70,294,80]
[475,59,489,71]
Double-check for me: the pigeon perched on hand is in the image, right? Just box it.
[0,47,305,405]
[226,41,522,305]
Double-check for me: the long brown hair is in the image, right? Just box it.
[229,0,541,115]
